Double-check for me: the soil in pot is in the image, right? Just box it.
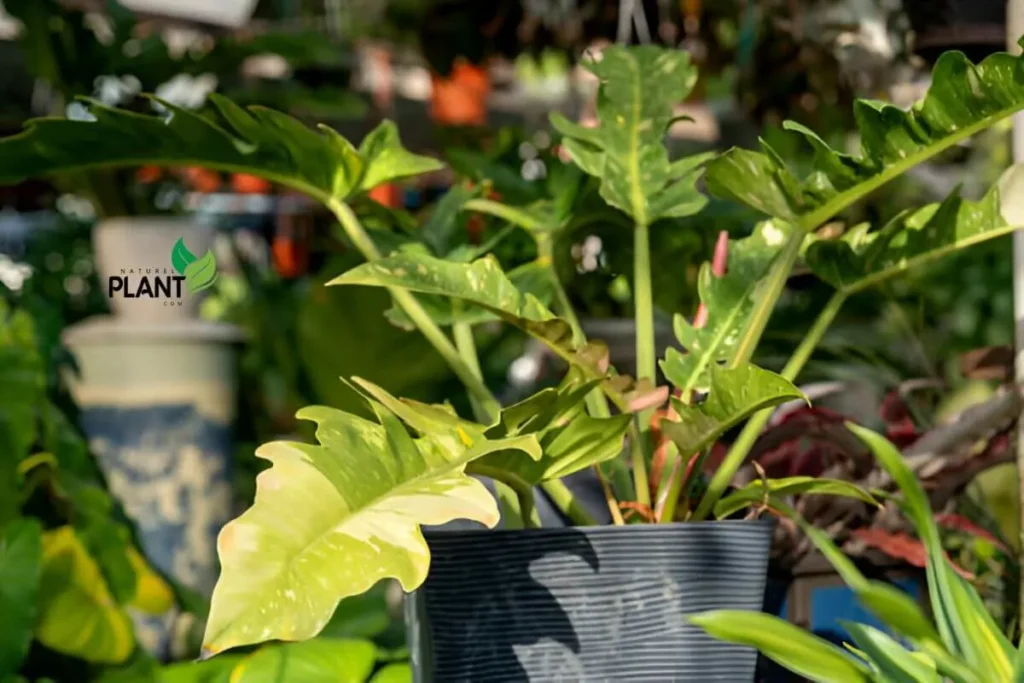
[407,520,773,682]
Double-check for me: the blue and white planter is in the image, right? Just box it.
[63,317,243,656]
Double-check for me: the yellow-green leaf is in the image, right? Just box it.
[662,362,805,458]
[126,546,174,615]
[806,166,1024,294]
[36,526,134,664]
[690,611,871,683]
[202,401,541,654]
[228,639,377,683]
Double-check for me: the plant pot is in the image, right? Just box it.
[903,0,1005,63]
[407,520,773,682]
[93,216,215,323]
[62,316,243,657]
[117,0,257,28]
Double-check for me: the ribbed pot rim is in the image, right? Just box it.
[425,518,774,540]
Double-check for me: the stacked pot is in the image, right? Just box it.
[63,217,242,657]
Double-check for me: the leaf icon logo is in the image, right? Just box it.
[170,237,218,293]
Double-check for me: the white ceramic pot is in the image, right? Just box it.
[63,316,243,656]
[93,216,215,323]
[118,0,258,28]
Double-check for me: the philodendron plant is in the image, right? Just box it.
[694,424,1024,683]
[1,40,1023,659]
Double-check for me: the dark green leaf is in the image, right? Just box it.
[171,237,198,275]
[0,519,42,677]
[0,96,441,204]
[806,166,1024,293]
[706,46,1024,230]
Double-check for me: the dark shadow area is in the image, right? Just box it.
[412,527,598,682]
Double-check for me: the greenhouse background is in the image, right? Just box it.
[1,1,1023,681]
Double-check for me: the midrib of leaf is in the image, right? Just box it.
[676,271,766,397]
[843,223,1021,294]
[797,109,1023,232]
[626,54,647,228]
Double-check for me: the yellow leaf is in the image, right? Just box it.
[127,547,174,615]
[36,527,134,664]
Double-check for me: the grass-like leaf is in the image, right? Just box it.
[689,611,871,683]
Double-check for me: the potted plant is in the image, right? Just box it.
[3,37,1024,680]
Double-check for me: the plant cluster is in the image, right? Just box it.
[1,37,1023,672]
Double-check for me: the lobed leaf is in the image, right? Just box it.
[660,221,794,392]
[202,400,541,654]
[351,377,629,484]
[661,363,804,457]
[331,253,664,412]
[0,95,442,203]
[706,44,1024,231]
[806,165,1024,293]
[550,45,710,226]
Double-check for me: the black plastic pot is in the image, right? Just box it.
[903,0,1005,64]
[407,520,773,682]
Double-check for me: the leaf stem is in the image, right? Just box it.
[629,421,652,508]
[468,465,540,528]
[537,235,612,420]
[540,479,599,526]
[729,229,804,367]
[329,199,501,421]
[633,221,657,404]
[451,301,490,424]
[692,289,847,520]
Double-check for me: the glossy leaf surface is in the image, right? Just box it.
[706,45,1024,230]
[550,45,710,225]
[203,401,541,654]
